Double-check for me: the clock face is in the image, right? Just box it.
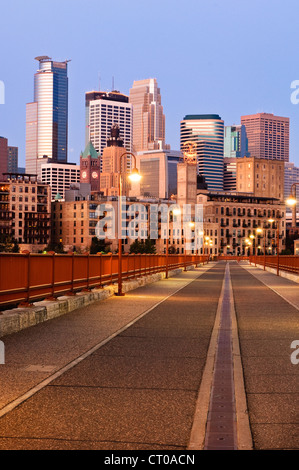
[81,171,87,179]
[92,171,98,179]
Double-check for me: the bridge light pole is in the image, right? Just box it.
[116,152,141,296]
[268,216,281,276]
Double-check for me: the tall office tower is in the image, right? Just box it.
[129,78,169,152]
[7,146,18,173]
[130,149,181,199]
[180,115,224,191]
[85,91,133,162]
[0,137,8,180]
[241,113,289,161]
[223,158,237,191]
[80,141,101,192]
[224,125,249,159]
[284,162,299,202]
[26,56,69,176]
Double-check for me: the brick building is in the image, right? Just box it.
[0,173,51,252]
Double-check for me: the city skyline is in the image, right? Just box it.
[1,0,299,169]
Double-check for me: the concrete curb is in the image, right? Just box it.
[252,263,299,283]
[0,265,199,339]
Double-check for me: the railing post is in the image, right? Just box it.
[87,253,90,290]
[82,253,91,292]
[110,253,113,285]
[99,253,103,288]
[165,240,169,279]
[46,251,56,301]
[66,252,76,296]
[18,251,33,308]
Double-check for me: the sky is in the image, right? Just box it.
[1,0,299,167]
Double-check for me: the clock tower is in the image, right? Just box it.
[80,141,101,192]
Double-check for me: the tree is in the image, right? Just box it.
[129,238,156,254]
[0,235,19,253]
[44,241,65,254]
[90,237,108,254]
[11,240,20,253]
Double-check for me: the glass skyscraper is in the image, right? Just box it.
[26,56,69,175]
[180,114,224,191]
[224,125,249,159]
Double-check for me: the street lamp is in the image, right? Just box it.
[256,227,264,269]
[116,152,141,296]
[165,206,181,278]
[268,216,281,276]
[286,183,299,228]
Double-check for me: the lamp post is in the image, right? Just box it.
[256,227,263,269]
[116,152,141,296]
[165,206,181,278]
[286,183,299,228]
[268,217,281,276]
[249,234,256,265]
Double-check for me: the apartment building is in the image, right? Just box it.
[0,173,51,251]
[196,191,286,256]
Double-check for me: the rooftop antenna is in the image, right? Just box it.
[112,76,114,91]
[98,73,101,91]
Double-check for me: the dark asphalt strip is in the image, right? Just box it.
[0,264,226,450]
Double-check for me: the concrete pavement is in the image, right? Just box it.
[230,262,299,450]
[0,261,298,450]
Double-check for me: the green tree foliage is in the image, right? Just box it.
[90,237,108,254]
[44,241,65,254]
[0,235,20,253]
[129,238,156,254]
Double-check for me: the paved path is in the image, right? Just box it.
[0,263,221,450]
[230,262,299,450]
[0,261,298,450]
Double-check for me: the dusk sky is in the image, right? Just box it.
[1,0,299,167]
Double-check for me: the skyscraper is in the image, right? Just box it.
[85,91,133,161]
[180,115,224,191]
[130,149,181,200]
[129,78,169,152]
[0,137,8,180]
[7,146,18,173]
[284,162,299,202]
[26,56,69,176]
[241,113,289,161]
[223,125,249,191]
[224,125,249,159]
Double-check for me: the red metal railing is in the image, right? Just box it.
[0,253,209,309]
[249,255,299,275]
[217,256,250,261]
